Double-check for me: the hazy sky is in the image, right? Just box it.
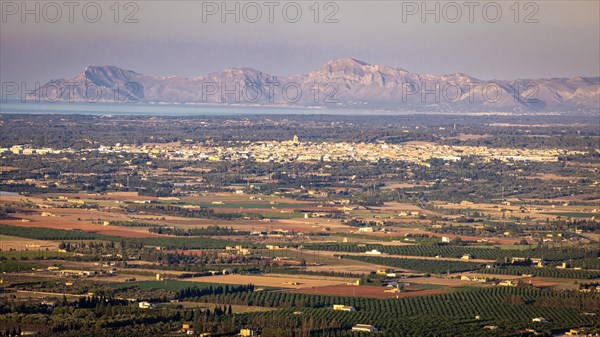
[1,0,599,84]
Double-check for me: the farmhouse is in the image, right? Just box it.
[59,269,96,277]
[365,249,382,255]
[333,304,356,311]
[138,301,154,309]
[351,324,378,333]
[498,280,517,287]
[180,324,197,335]
[565,328,589,335]
[461,254,473,260]
[239,328,258,336]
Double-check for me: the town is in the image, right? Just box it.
[3,135,582,166]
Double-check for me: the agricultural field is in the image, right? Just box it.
[0,114,598,336]
[178,286,600,336]
[288,284,448,299]
[185,274,354,290]
[340,255,485,274]
[177,301,278,314]
[0,235,59,251]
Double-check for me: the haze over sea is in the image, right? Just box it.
[0,101,399,116]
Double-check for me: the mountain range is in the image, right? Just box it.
[28,58,600,113]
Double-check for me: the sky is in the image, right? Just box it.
[1,0,599,85]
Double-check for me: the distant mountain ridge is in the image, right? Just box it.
[28,58,600,113]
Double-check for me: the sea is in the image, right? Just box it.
[0,101,390,116]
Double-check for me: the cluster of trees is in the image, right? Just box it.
[342,219,382,228]
[541,218,600,233]
[124,236,245,250]
[176,284,255,300]
[76,295,128,309]
[155,251,262,269]
[578,282,599,292]
[0,207,16,217]
[268,267,364,279]
[126,204,263,220]
[428,221,525,237]
[0,300,183,336]
[302,243,594,262]
[149,225,250,236]
[105,221,156,227]
[0,260,37,273]
[480,266,600,279]
[56,240,256,267]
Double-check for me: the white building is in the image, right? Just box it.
[139,301,154,309]
[351,324,378,333]
[333,304,356,312]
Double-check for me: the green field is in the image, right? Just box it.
[255,211,305,219]
[0,250,70,260]
[0,260,39,272]
[543,212,597,218]
[111,280,276,292]
[0,224,245,249]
